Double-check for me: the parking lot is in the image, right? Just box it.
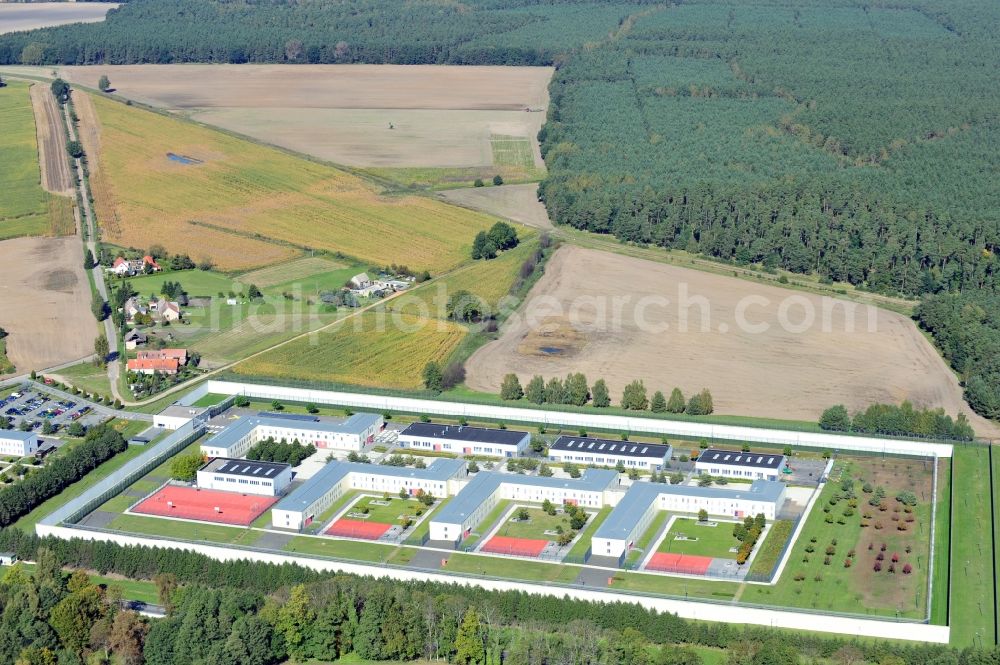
[1,385,106,434]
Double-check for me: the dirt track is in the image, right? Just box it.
[465,245,999,436]
[29,84,75,196]
[0,236,95,372]
[439,184,552,229]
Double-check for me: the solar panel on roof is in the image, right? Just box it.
[641,447,648,453]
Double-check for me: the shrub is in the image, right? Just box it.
[876,552,884,561]
[873,561,882,572]
[891,553,899,562]
[824,515,834,523]
[805,544,815,553]
[880,543,887,551]
[814,573,823,581]
[794,572,806,581]
[825,545,836,556]
[903,563,912,574]
[823,556,831,566]
[844,558,852,568]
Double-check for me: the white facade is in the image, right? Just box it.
[201,414,384,459]
[397,423,530,458]
[154,405,208,431]
[196,458,293,497]
[695,449,787,481]
[0,431,39,457]
[548,437,672,471]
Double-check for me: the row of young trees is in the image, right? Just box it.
[498,373,714,415]
[819,402,975,441]
[0,424,126,527]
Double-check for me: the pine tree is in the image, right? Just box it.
[544,377,565,404]
[650,390,667,413]
[565,372,590,406]
[621,380,648,410]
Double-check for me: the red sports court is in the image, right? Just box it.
[132,486,277,526]
[481,535,548,557]
[646,552,713,575]
[326,518,392,540]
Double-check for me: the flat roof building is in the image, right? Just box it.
[196,457,293,496]
[549,436,672,471]
[397,422,530,458]
[201,413,384,458]
[154,405,209,430]
[695,448,787,481]
[272,458,467,531]
[591,479,787,560]
[0,430,39,457]
[429,468,619,544]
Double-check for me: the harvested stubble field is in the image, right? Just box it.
[80,92,501,272]
[0,236,95,372]
[439,183,553,230]
[465,245,996,434]
[28,83,74,196]
[0,3,117,34]
[0,81,72,239]
[233,311,467,390]
[59,64,551,171]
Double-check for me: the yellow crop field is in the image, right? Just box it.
[0,81,56,239]
[233,311,467,389]
[86,94,500,272]
[391,238,540,318]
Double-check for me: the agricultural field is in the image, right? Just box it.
[0,80,71,239]
[28,83,74,196]
[439,183,553,230]
[233,311,467,390]
[0,236,94,373]
[79,91,503,273]
[0,2,117,35]
[59,64,551,174]
[742,458,937,619]
[465,245,997,434]
[389,238,540,318]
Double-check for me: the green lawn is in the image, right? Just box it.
[609,570,739,599]
[443,552,581,583]
[930,458,952,627]
[107,513,264,546]
[0,81,50,238]
[344,495,429,525]
[53,362,113,398]
[303,489,361,534]
[406,496,450,543]
[948,446,996,646]
[122,269,240,299]
[191,392,228,407]
[284,535,402,563]
[13,443,148,531]
[495,506,580,540]
[568,506,611,559]
[657,518,742,558]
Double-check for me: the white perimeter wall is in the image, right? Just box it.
[205,381,953,459]
[38,524,948,643]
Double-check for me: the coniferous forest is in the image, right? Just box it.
[1,0,997,416]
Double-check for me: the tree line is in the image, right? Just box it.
[819,402,975,441]
[0,423,126,527]
[246,438,317,467]
[498,373,714,415]
[0,532,994,665]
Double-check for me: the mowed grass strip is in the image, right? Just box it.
[948,447,996,646]
[346,495,427,525]
[490,135,536,170]
[106,513,265,546]
[233,311,467,390]
[443,552,580,583]
[89,94,502,272]
[0,81,51,238]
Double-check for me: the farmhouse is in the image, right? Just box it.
[151,299,182,322]
[349,273,371,289]
[695,448,787,481]
[108,256,160,277]
[127,357,179,375]
[123,329,147,349]
[397,422,530,458]
[0,430,39,457]
[271,458,467,530]
[138,348,188,365]
[591,480,787,560]
[123,297,148,322]
[428,468,619,544]
[197,457,292,497]
[201,412,384,458]
[549,435,672,471]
